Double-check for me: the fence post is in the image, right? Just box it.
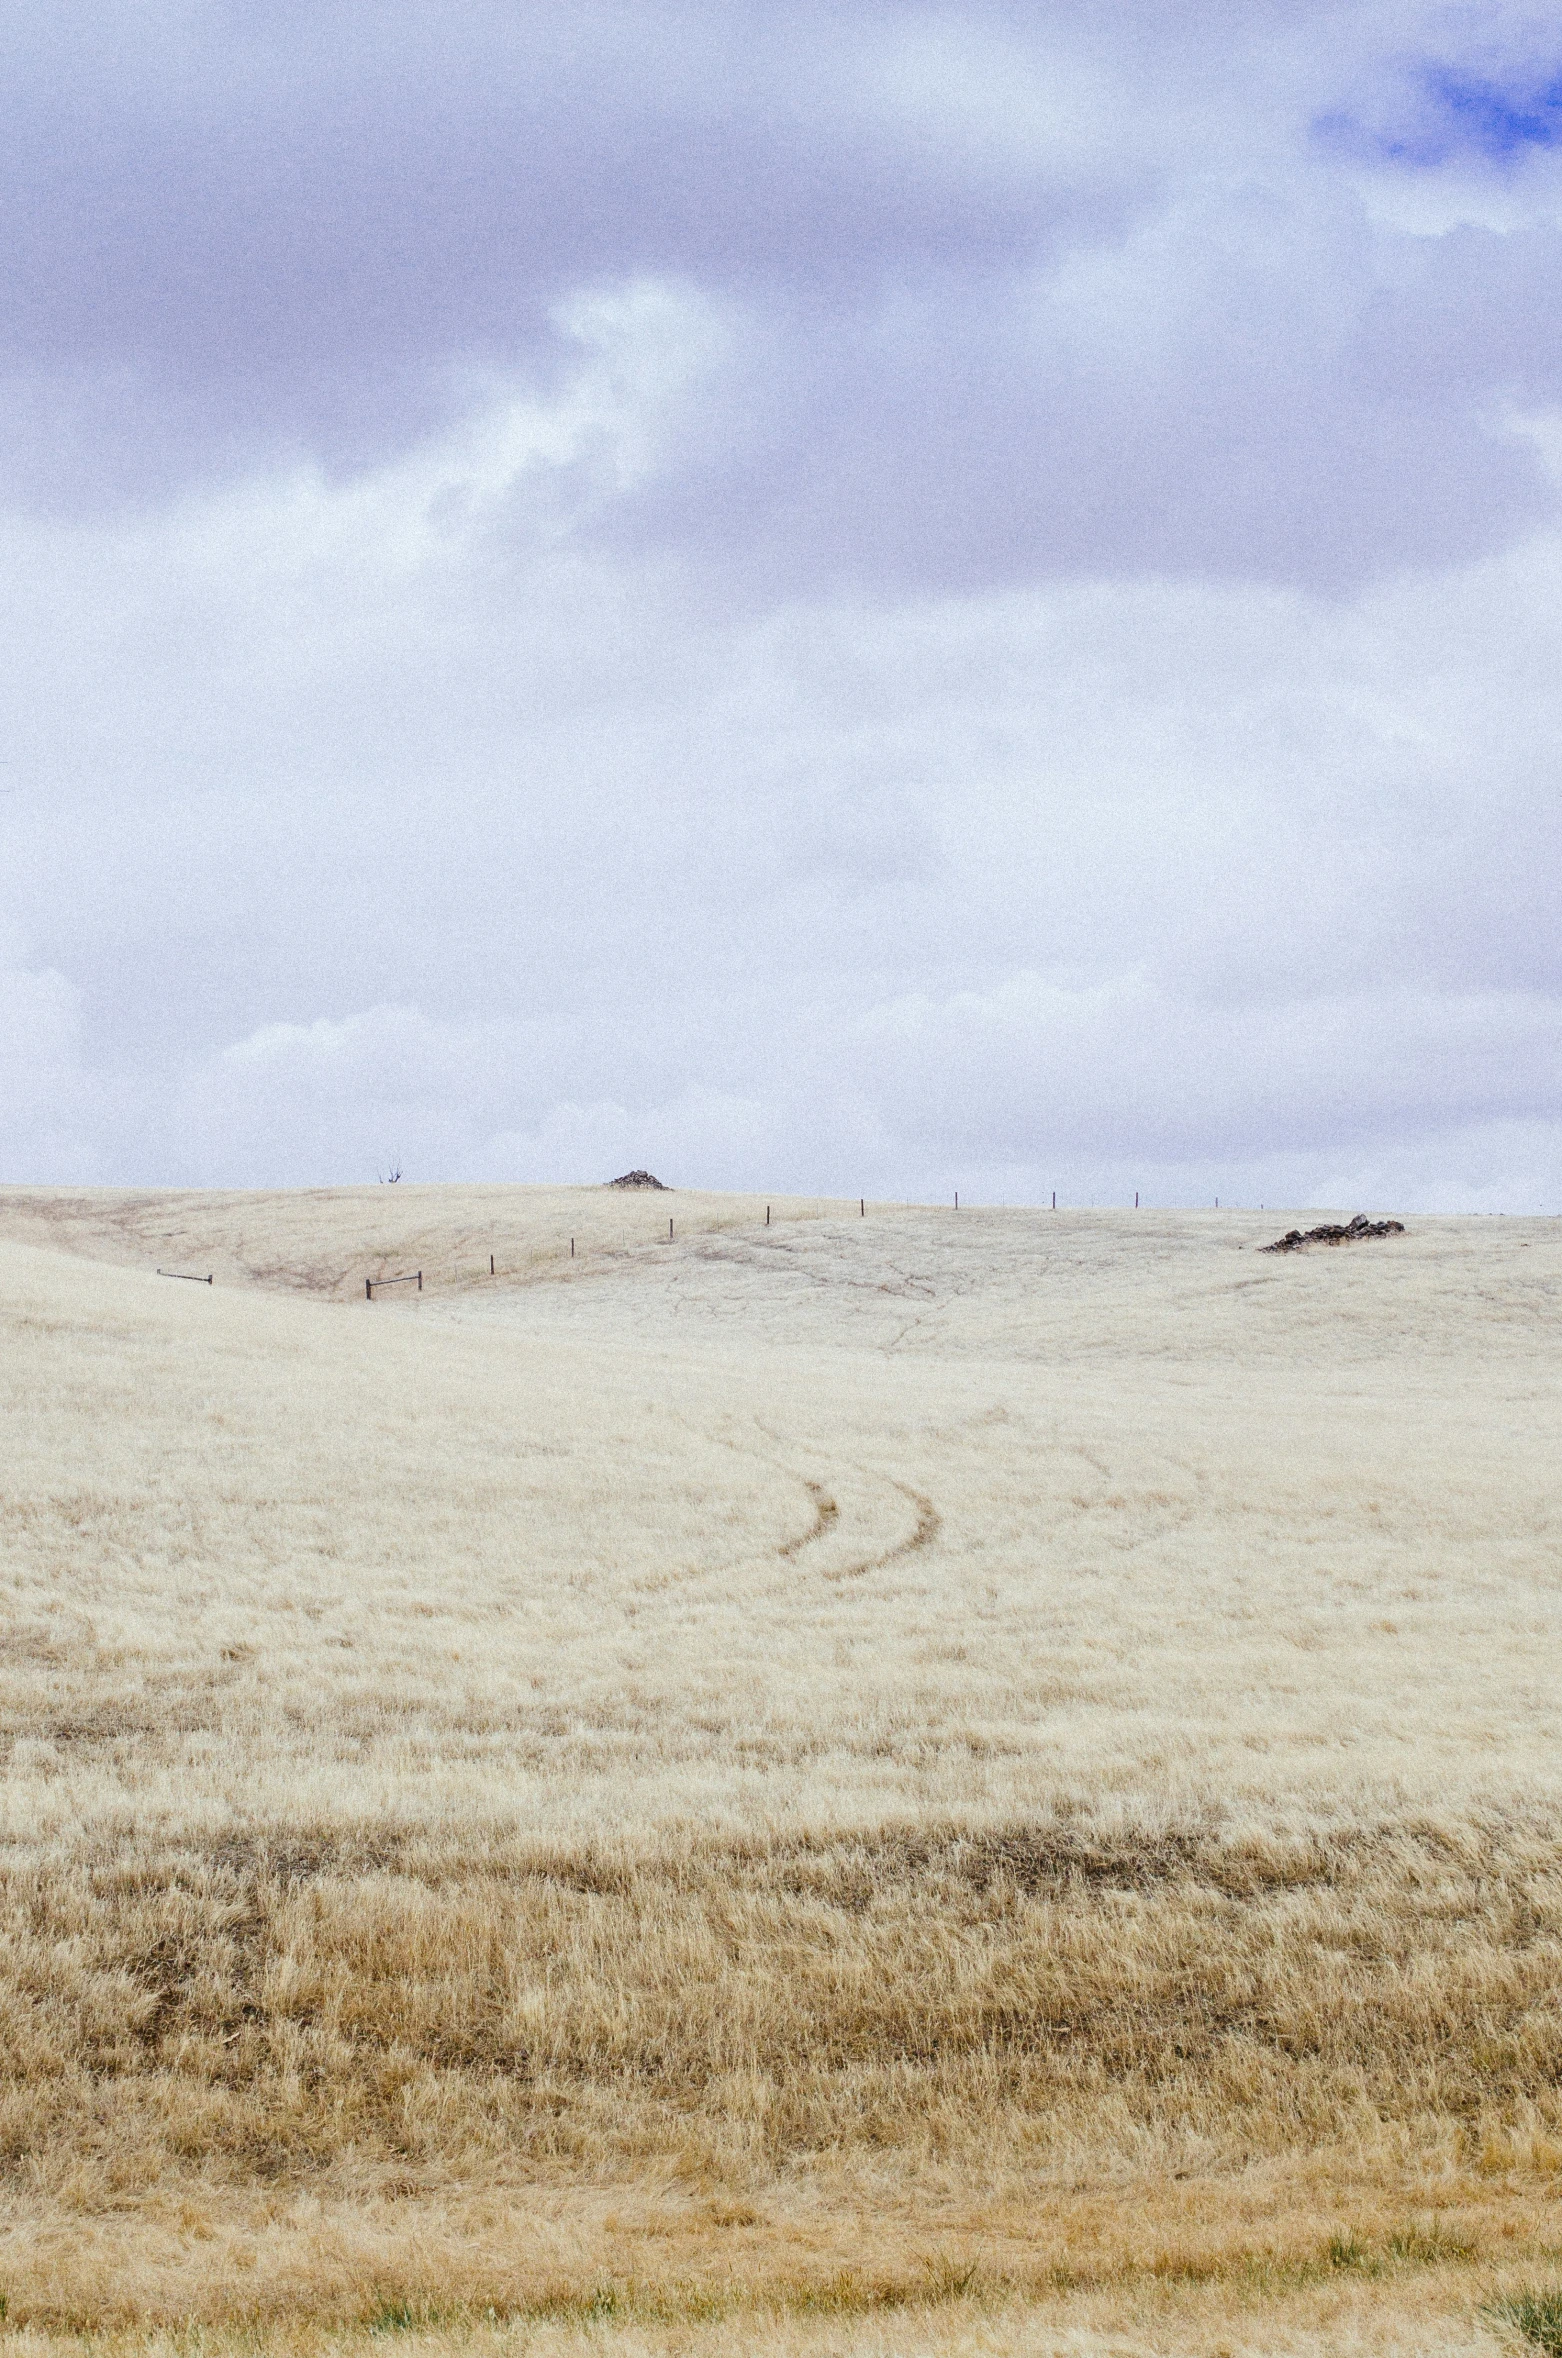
[490,1254,495,1275]
[417,1271,422,1291]
[366,1278,372,1299]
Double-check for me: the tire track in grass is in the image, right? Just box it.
[825,1479,941,1582]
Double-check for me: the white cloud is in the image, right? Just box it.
[0,5,1559,1208]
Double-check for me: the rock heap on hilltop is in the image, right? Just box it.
[607,1169,668,1190]
[1262,1213,1405,1253]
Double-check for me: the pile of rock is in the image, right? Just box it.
[607,1169,668,1190]
[1262,1214,1405,1253]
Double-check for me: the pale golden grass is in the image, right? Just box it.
[0,1181,846,1304]
[1,1186,1560,2348]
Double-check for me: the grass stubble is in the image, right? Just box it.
[1,1185,1561,2354]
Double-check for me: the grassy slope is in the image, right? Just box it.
[1,1186,1560,2350]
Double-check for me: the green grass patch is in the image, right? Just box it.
[1486,2287,1562,2354]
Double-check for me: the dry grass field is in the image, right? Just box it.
[2,1181,1561,2355]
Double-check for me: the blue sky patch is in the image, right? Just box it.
[1319,65,1562,165]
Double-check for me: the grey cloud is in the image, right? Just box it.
[7,2,1562,591]
[843,976,1562,1164]
[595,233,1558,593]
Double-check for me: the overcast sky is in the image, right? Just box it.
[4,1,1560,1208]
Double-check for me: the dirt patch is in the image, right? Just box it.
[1262,1214,1405,1254]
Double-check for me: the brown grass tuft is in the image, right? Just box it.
[3,1818,1562,2329]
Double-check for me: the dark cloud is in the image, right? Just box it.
[3,1,1558,590]
[0,3,1129,487]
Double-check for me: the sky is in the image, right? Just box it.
[3,0,1560,1210]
